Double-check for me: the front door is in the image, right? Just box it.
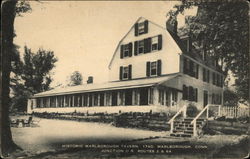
[203,90,208,107]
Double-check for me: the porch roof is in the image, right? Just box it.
[33,73,181,98]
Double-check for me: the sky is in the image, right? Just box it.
[14,1,197,87]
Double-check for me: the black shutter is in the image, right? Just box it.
[134,41,138,56]
[195,88,198,102]
[144,38,148,54]
[135,23,138,36]
[196,64,199,79]
[183,58,187,74]
[146,62,150,77]
[158,35,162,50]
[144,20,148,34]
[183,85,187,100]
[120,66,123,80]
[207,70,210,83]
[144,38,151,53]
[147,38,152,53]
[203,68,206,82]
[157,60,162,76]
[190,61,194,77]
[120,45,124,59]
[128,65,132,79]
[188,86,192,101]
[129,42,132,57]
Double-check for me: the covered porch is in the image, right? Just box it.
[28,74,183,114]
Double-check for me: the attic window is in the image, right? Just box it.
[138,22,145,34]
[135,20,148,36]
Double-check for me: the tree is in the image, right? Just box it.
[11,46,57,112]
[68,71,83,86]
[168,1,249,103]
[1,0,26,156]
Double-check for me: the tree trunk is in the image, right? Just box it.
[1,0,19,157]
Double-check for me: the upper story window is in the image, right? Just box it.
[123,67,129,79]
[138,40,144,54]
[134,35,162,56]
[150,61,157,76]
[183,57,199,79]
[120,43,132,59]
[146,60,162,77]
[135,20,148,36]
[151,36,158,51]
[203,68,210,83]
[120,65,132,80]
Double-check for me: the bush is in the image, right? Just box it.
[186,103,198,117]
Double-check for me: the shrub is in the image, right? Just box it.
[186,103,198,117]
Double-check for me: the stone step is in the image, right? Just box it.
[170,133,192,138]
[175,127,193,131]
[184,118,205,122]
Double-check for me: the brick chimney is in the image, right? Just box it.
[166,17,178,34]
[87,76,93,84]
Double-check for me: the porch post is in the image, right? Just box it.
[98,93,100,106]
[163,90,166,106]
[55,96,58,107]
[117,91,121,106]
[63,95,66,107]
[87,94,90,107]
[132,89,136,105]
[72,95,75,107]
[103,92,107,106]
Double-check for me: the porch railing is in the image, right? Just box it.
[220,106,250,118]
[191,104,221,136]
[167,104,187,133]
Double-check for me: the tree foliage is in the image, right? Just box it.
[11,46,57,111]
[168,1,249,102]
[68,71,83,86]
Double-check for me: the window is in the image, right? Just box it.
[123,45,129,57]
[120,43,132,59]
[146,60,161,77]
[151,36,158,51]
[120,65,132,80]
[182,85,198,102]
[135,20,148,36]
[138,22,145,34]
[150,61,157,76]
[138,40,144,54]
[123,67,129,79]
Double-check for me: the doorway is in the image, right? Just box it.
[139,88,148,105]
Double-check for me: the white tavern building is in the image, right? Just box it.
[27,17,224,114]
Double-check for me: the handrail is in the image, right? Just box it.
[191,104,221,124]
[168,104,187,124]
[191,104,210,125]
